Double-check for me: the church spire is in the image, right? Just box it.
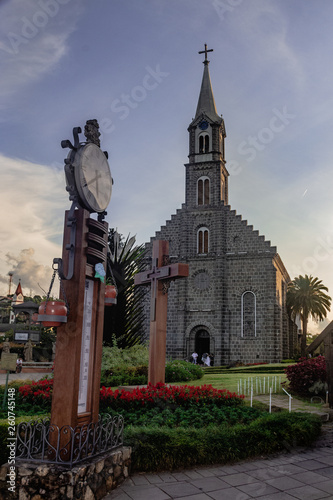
[195,44,221,122]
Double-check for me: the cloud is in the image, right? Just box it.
[1,248,54,297]
[0,154,68,295]
[0,0,82,100]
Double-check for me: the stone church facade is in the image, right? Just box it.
[144,52,297,365]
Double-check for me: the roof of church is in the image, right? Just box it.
[195,62,221,123]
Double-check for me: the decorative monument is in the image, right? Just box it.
[4,121,130,499]
[135,240,189,384]
[50,119,113,432]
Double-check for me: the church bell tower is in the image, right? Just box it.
[185,44,228,208]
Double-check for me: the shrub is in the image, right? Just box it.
[125,412,322,471]
[100,365,148,387]
[165,360,204,383]
[101,343,149,372]
[284,356,327,396]
[0,415,48,466]
[106,404,262,428]
[101,348,204,386]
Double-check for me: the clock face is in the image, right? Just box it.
[74,143,112,213]
[199,120,209,130]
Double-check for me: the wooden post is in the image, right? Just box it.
[134,240,188,385]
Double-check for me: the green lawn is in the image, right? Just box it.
[169,365,289,395]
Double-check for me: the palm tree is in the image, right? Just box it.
[103,230,147,347]
[287,275,331,356]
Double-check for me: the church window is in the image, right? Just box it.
[197,176,210,205]
[198,227,209,254]
[241,291,256,337]
[205,134,209,153]
[221,177,225,202]
[199,135,204,153]
[199,133,209,153]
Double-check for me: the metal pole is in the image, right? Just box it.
[269,386,272,413]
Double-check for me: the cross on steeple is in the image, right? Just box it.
[199,44,213,65]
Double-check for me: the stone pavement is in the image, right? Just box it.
[103,425,333,500]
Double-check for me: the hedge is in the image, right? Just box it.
[0,411,322,469]
[125,412,322,471]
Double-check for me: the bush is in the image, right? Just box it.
[101,343,204,386]
[101,343,149,372]
[284,356,327,396]
[0,415,49,466]
[105,404,262,428]
[125,412,322,471]
[100,365,148,387]
[165,360,204,383]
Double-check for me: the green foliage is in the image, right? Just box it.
[101,341,149,371]
[287,275,331,356]
[165,360,204,382]
[0,329,14,341]
[125,412,321,471]
[100,365,148,387]
[105,404,262,428]
[101,345,204,386]
[103,230,147,347]
[0,415,47,466]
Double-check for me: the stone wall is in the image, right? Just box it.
[143,194,297,365]
[0,446,131,500]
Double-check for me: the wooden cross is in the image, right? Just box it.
[134,240,188,384]
[199,43,213,64]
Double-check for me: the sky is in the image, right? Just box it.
[1,0,333,332]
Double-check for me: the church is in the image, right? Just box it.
[144,47,298,365]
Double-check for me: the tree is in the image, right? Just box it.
[103,230,147,347]
[287,275,331,357]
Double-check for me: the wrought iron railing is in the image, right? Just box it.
[15,414,124,467]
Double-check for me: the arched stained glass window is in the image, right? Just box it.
[241,291,256,337]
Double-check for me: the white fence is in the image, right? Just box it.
[237,376,283,396]
[237,376,292,413]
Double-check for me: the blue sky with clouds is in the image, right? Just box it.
[1,0,333,331]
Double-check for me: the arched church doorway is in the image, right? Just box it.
[195,330,210,364]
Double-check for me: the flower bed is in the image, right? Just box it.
[100,383,244,412]
[16,381,243,414]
